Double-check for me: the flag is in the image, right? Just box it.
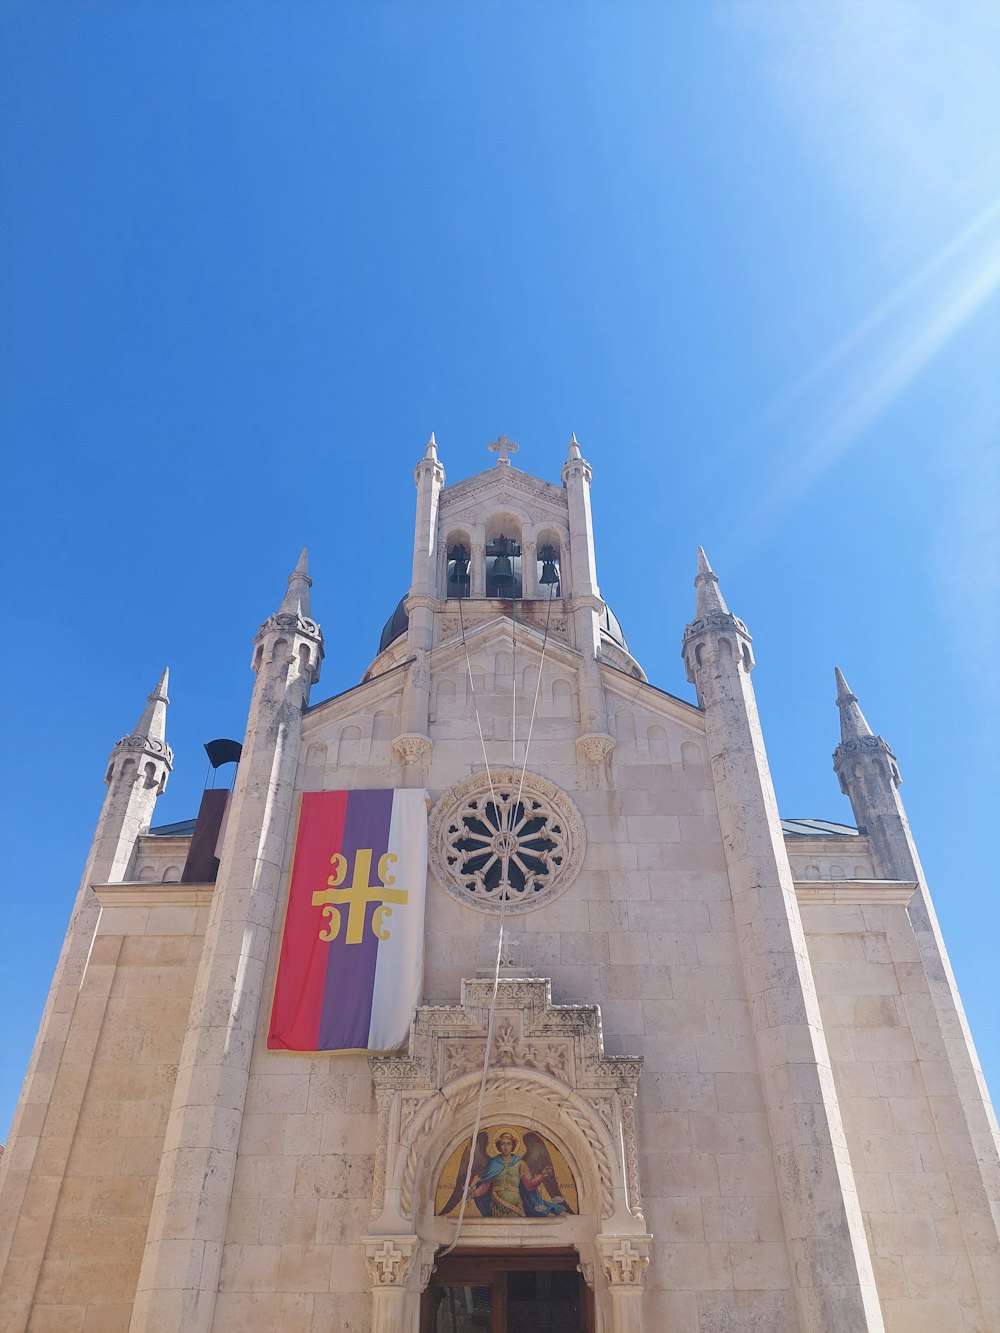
[268,788,427,1052]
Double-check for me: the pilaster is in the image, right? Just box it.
[130,556,322,1333]
[682,553,883,1332]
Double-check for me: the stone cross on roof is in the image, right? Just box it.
[488,434,519,465]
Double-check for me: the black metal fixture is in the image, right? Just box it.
[447,543,471,597]
[538,543,560,588]
[489,534,515,592]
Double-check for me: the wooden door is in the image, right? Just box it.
[421,1250,593,1333]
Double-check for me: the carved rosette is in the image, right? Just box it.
[429,770,585,915]
[392,733,433,767]
[576,732,616,765]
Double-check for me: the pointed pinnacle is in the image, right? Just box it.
[694,547,729,617]
[134,667,170,742]
[280,548,313,615]
[834,666,873,742]
[567,432,582,459]
[424,431,438,458]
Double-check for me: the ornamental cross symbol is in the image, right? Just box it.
[311,849,408,943]
[488,434,519,464]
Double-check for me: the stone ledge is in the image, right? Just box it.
[93,882,215,907]
[793,879,916,906]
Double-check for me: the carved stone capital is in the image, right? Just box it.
[364,1235,419,1287]
[576,732,616,765]
[392,733,433,767]
[598,1234,652,1287]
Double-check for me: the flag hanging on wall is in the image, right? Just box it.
[268,788,428,1052]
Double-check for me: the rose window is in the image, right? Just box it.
[430,770,585,914]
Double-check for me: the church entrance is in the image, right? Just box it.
[422,1249,592,1333]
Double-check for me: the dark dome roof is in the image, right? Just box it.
[377,596,627,655]
[601,603,628,650]
[378,596,409,653]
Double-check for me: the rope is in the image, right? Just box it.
[439,585,557,1257]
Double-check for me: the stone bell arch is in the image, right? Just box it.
[364,978,652,1333]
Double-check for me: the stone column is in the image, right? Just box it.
[364,1236,420,1333]
[598,1234,651,1333]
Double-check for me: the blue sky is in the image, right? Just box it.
[1,2,997,1135]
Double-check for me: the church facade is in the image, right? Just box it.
[1,436,998,1332]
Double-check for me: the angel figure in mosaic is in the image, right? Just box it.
[440,1127,571,1218]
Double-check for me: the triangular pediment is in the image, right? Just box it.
[440,465,567,527]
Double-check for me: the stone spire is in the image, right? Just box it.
[693,547,730,618]
[128,667,170,750]
[279,547,312,617]
[424,431,438,459]
[567,431,582,459]
[834,666,875,745]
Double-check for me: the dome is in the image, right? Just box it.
[600,603,628,650]
[378,596,409,653]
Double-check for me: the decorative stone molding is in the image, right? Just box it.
[364,1235,419,1287]
[392,733,433,767]
[576,732,616,765]
[598,1234,652,1287]
[112,733,174,764]
[834,733,902,788]
[368,978,644,1229]
[257,608,322,642]
[429,770,585,915]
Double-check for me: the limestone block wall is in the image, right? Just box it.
[248,661,803,1331]
[801,897,1000,1332]
[1,885,205,1332]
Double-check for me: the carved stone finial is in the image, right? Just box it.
[488,434,519,465]
[567,432,582,459]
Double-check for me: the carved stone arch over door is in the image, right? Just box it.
[363,978,652,1333]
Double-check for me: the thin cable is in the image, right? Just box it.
[439,588,557,1257]
[440,595,510,1257]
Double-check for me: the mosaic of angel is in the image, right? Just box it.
[436,1126,577,1219]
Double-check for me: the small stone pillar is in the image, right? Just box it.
[598,1235,652,1333]
[365,1235,420,1333]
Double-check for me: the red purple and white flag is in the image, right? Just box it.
[267,789,427,1052]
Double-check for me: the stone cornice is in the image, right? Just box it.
[794,879,916,906]
[93,882,215,907]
